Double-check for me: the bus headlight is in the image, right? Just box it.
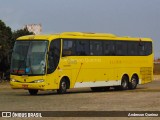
[34,79,44,83]
[11,79,19,82]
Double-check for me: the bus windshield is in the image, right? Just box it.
[11,40,48,75]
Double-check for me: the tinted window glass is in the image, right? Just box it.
[62,39,75,56]
[48,39,61,74]
[76,40,90,55]
[103,41,115,55]
[127,42,138,56]
[90,41,103,55]
[138,42,145,55]
[62,39,152,56]
[115,41,127,56]
[144,42,152,55]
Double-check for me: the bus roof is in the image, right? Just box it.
[17,32,152,42]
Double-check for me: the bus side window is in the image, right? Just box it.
[90,40,103,56]
[138,42,145,56]
[62,39,75,56]
[115,41,127,56]
[144,42,152,55]
[127,42,138,56]
[103,41,115,56]
[76,40,90,56]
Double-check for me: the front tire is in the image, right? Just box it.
[57,78,68,94]
[28,89,38,95]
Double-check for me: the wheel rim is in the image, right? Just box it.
[131,78,137,88]
[122,80,127,88]
[61,81,66,91]
[122,78,128,89]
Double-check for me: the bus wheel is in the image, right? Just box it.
[57,78,67,94]
[119,76,129,90]
[128,76,138,89]
[28,89,38,95]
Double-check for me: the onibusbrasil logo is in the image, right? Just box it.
[1,112,42,118]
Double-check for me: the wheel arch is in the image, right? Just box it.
[122,74,129,82]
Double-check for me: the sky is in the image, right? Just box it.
[0,0,160,58]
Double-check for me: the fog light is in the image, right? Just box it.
[11,79,19,82]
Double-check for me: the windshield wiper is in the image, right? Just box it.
[16,42,30,75]
[16,58,26,75]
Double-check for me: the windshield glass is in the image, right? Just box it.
[11,40,48,75]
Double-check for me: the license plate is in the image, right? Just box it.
[22,84,28,88]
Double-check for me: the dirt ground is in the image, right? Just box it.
[0,75,160,120]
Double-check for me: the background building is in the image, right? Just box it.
[24,24,42,35]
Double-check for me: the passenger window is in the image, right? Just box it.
[127,42,138,56]
[62,39,75,56]
[115,41,127,56]
[76,40,90,55]
[144,42,152,55]
[138,42,145,55]
[90,41,103,55]
[103,41,115,56]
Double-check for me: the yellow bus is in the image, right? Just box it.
[10,32,153,95]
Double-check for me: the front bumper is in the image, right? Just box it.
[10,81,46,90]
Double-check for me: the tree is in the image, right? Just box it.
[0,20,12,72]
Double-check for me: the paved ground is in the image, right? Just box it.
[0,76,160,120]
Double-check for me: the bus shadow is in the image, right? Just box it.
[14,87,160,96]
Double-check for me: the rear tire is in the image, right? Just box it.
[57,78,68,94]
[28,89,38,95]
[115,76,129,90]
[128,76,138,89]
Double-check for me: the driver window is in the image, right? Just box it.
[47,39,61,74]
